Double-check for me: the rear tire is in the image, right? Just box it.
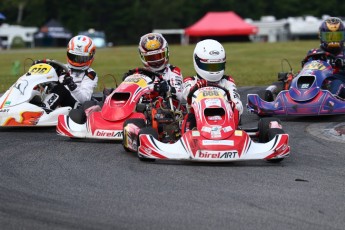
[137,127,158,162]
[68,109,86,124]
[122,118,146,152]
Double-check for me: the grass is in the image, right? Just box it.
[0,40,319,93]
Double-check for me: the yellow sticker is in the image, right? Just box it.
[124,76,148,88]
[235,130,242,136]
[196,89,220,102]
[28,64,52,75]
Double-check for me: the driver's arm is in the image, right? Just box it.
[182,77,197,101]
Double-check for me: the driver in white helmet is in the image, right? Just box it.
[182,39,243,130]
[43,35,98,110]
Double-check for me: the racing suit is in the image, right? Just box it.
[182,75,243,131]
[44,67,98,109]
[153,64,183,102]
[304,48,345,99]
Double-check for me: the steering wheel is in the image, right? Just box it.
[33,59,70,76]
[301,51,337,66]
[122,67,162,82]
[186,81,231,105]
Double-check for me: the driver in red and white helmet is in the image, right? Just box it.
[123,33,183,102]
[182,39,243,130]
[43,35,98,110]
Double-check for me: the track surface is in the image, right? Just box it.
[1,87,345,230]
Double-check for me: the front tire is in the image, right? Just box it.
[122,118,146,152]
[68,109,86,124]
[258,117,282,143]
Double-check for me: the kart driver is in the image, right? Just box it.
[42,35,98,110]
[122,33,183,102]
[303,17,345,99]
[182,39,243,131]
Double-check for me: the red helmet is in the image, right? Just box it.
[319,17,345,54]
[67,35,96,70]
[138,33,169,72]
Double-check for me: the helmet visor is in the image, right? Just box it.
[320,31,345,42]
[195,57,225,72]
[141,50,166,62]
[67,52,93,64]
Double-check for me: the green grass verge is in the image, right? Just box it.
[0,40,319,93]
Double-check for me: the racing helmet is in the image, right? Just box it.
[319,17,345,55]
[138,33,169,72]
[193,39,226,82]
[67,35,96,70]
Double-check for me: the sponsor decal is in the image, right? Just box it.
[223,126,233,132]
[192,131,200,136]
[234,130,242,136]
[205,98,221,107]
[5,101,11,106]
[197,150,238,159]
[95,129,123,137]
[208,115,222,121]
[141,146,152,155]
[0,108,9,112]
[202,140,234,146]
[209,50,220,55]
[201,126,211,132]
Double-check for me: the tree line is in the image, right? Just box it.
[1,0,344,45]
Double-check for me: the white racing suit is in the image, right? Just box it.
[44,67,98,109]
[158,64,183,102]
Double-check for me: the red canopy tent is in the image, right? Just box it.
[185,11,257,36]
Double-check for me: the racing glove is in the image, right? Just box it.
[154,80,170,95]
[196,79,208,88]
[62,74,77,91]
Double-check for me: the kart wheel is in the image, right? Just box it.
[258,82,284,102]
[266,128,285,163]
[258,89,274,102]
[137,127,158,162]
[82,100,99,111]
[258,117,282,143]
[122,118,146,152]
[68,108,86,124]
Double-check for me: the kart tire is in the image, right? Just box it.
[266,128,285,163]
[258,89,274,102]
[82,100,99,111]
[137,127,158,162]
[258,117,282,143]
[258,82,284,102]
[122,118,146,152]
[68,108,86,124]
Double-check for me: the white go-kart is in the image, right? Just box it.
[0,59,72,127]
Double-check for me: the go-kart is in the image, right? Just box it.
[124,82,290,163]
[0,59,72,127]
[56,68,172,140]
[247,52,345,116]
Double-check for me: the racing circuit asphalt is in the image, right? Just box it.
[0,87,345,230]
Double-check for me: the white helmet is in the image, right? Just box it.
[67,35,96,71]
[138,33,169,72]
[193,39,226,82]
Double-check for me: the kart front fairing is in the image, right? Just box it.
[247,60,345,116]
[56,73,154,140]
[138,128,290,162]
